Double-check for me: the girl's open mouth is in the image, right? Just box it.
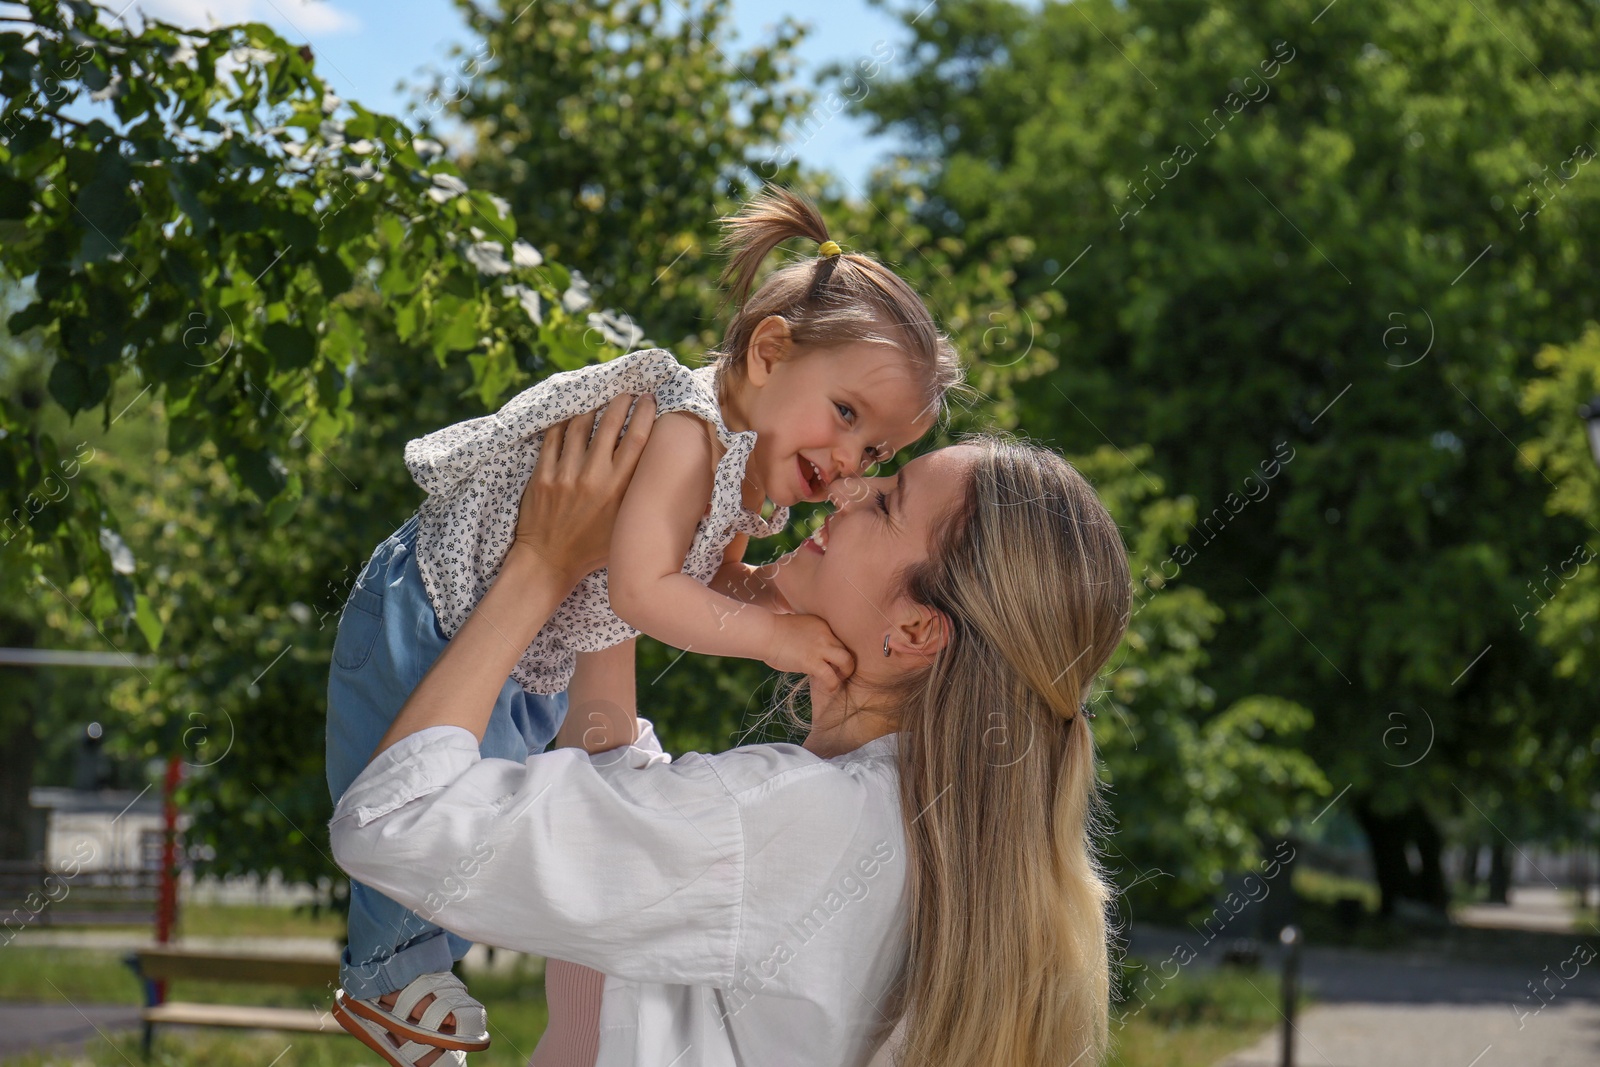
[798,455,826,497]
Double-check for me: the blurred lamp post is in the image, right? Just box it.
[1581,396,1600,469]
[1279,925,1301,1067]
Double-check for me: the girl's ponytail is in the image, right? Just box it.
[714,185,833,312]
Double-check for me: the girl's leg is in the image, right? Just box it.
[503,689,568,758]
[326,516,570,996]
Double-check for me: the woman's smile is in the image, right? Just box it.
[803,514,832,554]
[772,447,978,661]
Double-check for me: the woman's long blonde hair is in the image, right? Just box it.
[794,436,1132,1066]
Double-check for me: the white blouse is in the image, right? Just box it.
[328,719,911,1067]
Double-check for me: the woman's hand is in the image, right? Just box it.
[512,394,656,585]
[371,395,653,758]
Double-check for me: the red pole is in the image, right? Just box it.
[153,754,182,1002]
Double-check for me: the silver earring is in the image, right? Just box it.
[883,634,892,657]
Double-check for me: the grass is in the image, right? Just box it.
[1293,867,1379,914]
[3,908,1284,1067]
[0,947,144,1005]
[1108,960,1290,1067]
[0,945,549,1067]
[27,902,348,941]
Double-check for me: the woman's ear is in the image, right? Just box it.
[889,604,952,663]
[745,315,792,388]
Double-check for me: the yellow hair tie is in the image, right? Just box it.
[818,240,842,258]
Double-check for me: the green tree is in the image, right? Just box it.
[1,0,616,619]
[0,0,633,873]
[1515,324,1600,856]
[814,176,1328,914]
[2,0,818,887]
[4,0,1320,923]
[847,0,1600,912]
[432,0,810,349]
[1520,324,1600,686]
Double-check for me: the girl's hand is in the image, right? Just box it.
[763,612,855,689]
[512,394,655,585]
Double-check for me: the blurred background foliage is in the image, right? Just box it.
[1,0,1597,926]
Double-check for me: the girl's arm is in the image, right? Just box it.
[711,536,794,614]
[607,413,853,683]
[372,396,653,759]
[554,639,638,755]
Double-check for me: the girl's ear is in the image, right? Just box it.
[745,315,793,388]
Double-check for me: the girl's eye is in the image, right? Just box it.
[875,490,889,515]
[835,402,856,423]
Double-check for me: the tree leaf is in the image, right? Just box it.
[429,295,479,360]
[0,172,33,220]
[263,321,317,369]
[7,301,53,335]
[134,592,164,651]
[47,359,90,413]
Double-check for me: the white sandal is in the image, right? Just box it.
[333,1006,468,1067]
[333,971,491,1054]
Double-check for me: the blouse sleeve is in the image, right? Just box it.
[328,718,744,987]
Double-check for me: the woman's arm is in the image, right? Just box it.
[332,721,745,985]
[554,639,638,754]
[330,699,885,987]
[608,412,852,682]
[372,395,653,759]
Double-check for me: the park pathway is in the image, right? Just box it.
[0,1004,143,1062]
[1217,952,1600,1067]
[1214,888,1600,1067]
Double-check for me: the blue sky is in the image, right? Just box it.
[101,0,921,191]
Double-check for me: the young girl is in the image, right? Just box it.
[324,185,962,1066]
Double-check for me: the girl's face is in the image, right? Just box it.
[771,446,978,675]
[736,321,937,508]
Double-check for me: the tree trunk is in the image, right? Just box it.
[1355,801,1416,916]
[1459,843,1481,890]
[1410,805,1450,912]
[1488,842,1511,904]
[0,613,39,862]
[1356,799,1450,916]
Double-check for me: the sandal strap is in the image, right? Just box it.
[396,1039,465,1066]
[392,971,487,1038]
[415,988,485,1037]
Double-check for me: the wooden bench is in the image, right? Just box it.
[124,945,344,1056]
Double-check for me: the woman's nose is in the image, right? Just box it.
[826,475,872,510]
[826,474,889,510]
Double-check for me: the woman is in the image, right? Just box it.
[329,396,1132,1067]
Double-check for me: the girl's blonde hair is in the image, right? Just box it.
[782,436,1131,1067]
[710,185,964,423]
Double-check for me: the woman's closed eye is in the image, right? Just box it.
[875,489,890,516]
